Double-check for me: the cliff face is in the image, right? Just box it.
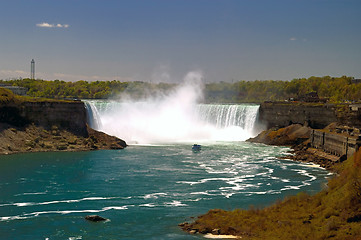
[259,102,361,129]
[0,99,127,155]
[0,88,127,154]
[0,101,87,136]
[22,101,88,136]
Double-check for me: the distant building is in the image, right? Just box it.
[299,92,319,102]
[0,84,28,96]
[291,92,328,103]
[351,79,361,84]
[350,104,361,112]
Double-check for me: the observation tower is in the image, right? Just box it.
[31,59,35,80]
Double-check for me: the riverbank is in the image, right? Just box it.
[247,124,340,171]
[0,123,126,155]
[180,124,361,239]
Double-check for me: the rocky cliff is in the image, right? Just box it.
[259,102,361,129]
[24,101,88,136]
[0,88,126,154]
[0,101,88,136]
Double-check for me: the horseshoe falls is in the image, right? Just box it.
[85,101,260,145]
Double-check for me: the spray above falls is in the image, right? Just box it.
[85,72,260,144]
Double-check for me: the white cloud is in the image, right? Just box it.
[36,22,53,28]
[36,22,69,28]
[0,69,28,79]
[289,37,297,41]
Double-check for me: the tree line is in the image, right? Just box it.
[1,76,360,103]
[205,76,360,103]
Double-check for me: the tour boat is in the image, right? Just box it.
[192,144,201,152]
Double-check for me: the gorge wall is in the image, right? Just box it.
[0,101,88,136]
[259,102,361,129]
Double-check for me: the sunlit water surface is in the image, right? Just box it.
[0,142,330,239]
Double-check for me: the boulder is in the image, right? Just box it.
[85,215,108,222]
[247,124,311,146]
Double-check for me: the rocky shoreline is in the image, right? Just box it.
[180,123,351,238]
[0,123,126,155]
[247,123,340,171]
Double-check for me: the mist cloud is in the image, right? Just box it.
[36,22,69,28]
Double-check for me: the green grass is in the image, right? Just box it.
[0,87,78,104]
[0,87,17,103]
[184,148,361,239]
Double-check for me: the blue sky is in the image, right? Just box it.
[1,0,360,82]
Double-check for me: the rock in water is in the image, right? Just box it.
[85,215,107,222]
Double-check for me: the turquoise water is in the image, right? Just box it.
[0,142,330,239]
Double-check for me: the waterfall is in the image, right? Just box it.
[84,101,102,130]
[83,71,262,144]
[84,100,260,144]
[197,104,259,133]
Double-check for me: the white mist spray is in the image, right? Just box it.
[87,71,259,144]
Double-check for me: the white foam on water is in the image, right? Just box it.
[190,191,212,195]
[178,177,233,186]
[164,200,187,207]
[0,197,114,208]
[298,169,317,182]
[15,192,47,196]
[280,185,302,191]
[0,215,28,221]
[139,203,156,208]
[68,237,82,240]
[0,205,128,222]
[299,162,326,169]
[15,202,33,207]
[143,193,167,199]
[102,206,128,211]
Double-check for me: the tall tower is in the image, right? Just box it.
[30,59,35,80]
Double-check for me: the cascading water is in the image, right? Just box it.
[84,101,102,130]
[84,100,260,144]
[84,72,262,144]
[197,104,259,132]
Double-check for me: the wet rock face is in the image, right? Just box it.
[85,215,108,222]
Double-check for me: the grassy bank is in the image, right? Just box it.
[0,87,77,104]
[181,148,361,239]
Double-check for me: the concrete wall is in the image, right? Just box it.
[311,129,361,158]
